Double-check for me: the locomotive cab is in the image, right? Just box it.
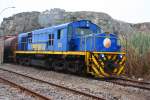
[67,20,126,77]
[82,32,125,77]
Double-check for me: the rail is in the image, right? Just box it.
[0,67,105,100]
[106,77,150,91]
[0,76,51,100]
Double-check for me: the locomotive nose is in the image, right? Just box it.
[99,54,125,76]
[104,60,118,74]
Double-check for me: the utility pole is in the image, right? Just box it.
[0,30,4,64]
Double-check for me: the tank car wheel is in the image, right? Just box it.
[18,58,24,65]
[22,58,26,65]
[16,57,20,64]
[24,58,31,66]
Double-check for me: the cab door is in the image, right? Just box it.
[21,36,28,50]
[56,28,67,51]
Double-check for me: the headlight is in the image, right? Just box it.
[119,54,123,59]
[103,38,111,48]
[100,54,105,58]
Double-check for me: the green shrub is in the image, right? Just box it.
[120,32,150,78]
[129,32,150,55]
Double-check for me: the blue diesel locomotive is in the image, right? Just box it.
[15,20,126,77]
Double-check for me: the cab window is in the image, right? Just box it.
[76,27,92,36]
[28,32,32,43]
[57,29,64,39]
[49,33,54,46]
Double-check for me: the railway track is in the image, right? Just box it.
[106,77,150,91]
[0,76,51,100]
[0,67,104,100]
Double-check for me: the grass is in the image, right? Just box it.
[121,32,150,79]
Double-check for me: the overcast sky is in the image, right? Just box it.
[0,0,150,23]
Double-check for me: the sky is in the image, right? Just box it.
[0,0,150,23]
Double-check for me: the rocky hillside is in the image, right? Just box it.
[0,8,149,35]
[133,22,150,32]
[0,11,40,35]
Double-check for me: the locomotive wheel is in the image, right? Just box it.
[67,62,80,74]
[45,59,53,70]
[62,62,68,72]
[53,61,66,71]
[76,64,85,75]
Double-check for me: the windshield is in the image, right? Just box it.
[76,28,93,36]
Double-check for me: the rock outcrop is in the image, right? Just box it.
[133,22,150,33]
[0,8,149,35]
[0,11,40,35]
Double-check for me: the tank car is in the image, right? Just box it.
[4,35,17,62]
[13,20,126,78]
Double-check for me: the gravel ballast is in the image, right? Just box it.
[0,79,36,100]
[0,64,150,100]
[0,67,96,100]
